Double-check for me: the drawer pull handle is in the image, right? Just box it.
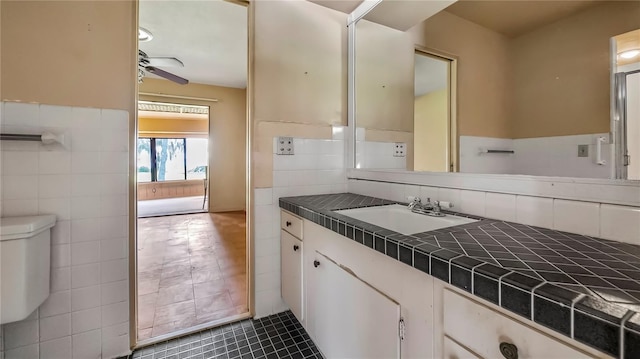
[499,342,518,359]
[293,245,299,251]
[286,221,292,227]
[314,260,320,268]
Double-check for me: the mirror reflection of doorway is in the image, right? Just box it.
[137,102,210,217]
[613,29,640,180]
[413,51,456,172]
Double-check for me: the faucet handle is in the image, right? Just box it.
[407,196,421,203]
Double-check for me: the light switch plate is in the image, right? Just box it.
[578,144,588,157]
[394,143,406,157]
[277,137,294,155]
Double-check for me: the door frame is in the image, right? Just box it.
[414,46,459,172]
[129,0,254,349]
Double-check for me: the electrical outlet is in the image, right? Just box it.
[394,143,406,157]
[277,137,294,155]
[578,144,589,157]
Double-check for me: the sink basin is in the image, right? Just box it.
[335,204,478,235]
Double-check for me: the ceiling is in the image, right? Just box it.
[616,29,640,66]
[309,0,363,14]
[445,0,603,38]
[139,0,247,88]
[415,54,448,97]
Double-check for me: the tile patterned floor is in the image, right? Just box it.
[129,311,322,359]
[137,212,247,340]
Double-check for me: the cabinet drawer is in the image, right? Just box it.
[281,210,303,239]
[443,289,592,359]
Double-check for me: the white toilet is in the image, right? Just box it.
[0,214,56,324]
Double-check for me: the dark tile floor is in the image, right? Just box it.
[129,311,323,359]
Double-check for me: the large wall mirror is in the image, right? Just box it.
[352,0,640,180]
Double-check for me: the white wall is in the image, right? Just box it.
[253,129,347,318]
[0,102,130,359]
[459,134,612,178]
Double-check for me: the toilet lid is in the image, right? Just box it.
[0,215,57,241]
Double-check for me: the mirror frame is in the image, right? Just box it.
[346,0,640,207]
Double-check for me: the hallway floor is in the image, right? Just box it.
[137,212,247,341]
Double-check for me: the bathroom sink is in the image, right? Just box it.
[335,204,477,235]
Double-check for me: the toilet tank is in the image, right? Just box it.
[0,215,56,324]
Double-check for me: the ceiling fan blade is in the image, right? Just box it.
[146,57,184,68]
[145,66,189,85]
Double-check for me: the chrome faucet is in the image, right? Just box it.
[407,196,447,217]
[407,197,422,210]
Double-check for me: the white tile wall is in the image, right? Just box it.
[600,204,640,245]
[459,134,612,179]
[485,193,516,222]
[553,199,600,237]
[356,140,406,170]
[253,132,348,318]
[512,133,611,179]
[459,136,514,174]
[0,102,130,359]
[348,179,640,244]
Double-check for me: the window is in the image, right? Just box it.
[186,138,208,180]
[137,138,208,182]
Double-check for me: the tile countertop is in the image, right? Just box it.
[278,193,640,359]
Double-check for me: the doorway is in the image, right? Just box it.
[613,29,640,180]
[413,50,457,172]
[137,101,210,217]
[134,0,249,347]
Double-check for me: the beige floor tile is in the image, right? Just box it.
[156,283,195,307]
[137,211,247,341]
[153,300,196,326]
[138,279,160,296]
[193,279,227,299]
[195,292,235,317]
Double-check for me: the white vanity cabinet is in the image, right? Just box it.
[280,211,304,322]
[279,210,608,359]
[307,251,401,359]
[442,289,595,359]
[300,217,436,358]
[443,336,481,359]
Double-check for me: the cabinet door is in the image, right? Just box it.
[444,336,482,359]
[308,251,401,359]
[281,230,303,322]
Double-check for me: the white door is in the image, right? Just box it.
[308,251,401,359]
[281,230,303,322]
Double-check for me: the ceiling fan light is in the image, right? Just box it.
[139,27,153,42]
[619,49,640,59]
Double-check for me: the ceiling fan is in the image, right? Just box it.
[138,50,189,85]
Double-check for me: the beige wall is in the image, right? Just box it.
[356,19,414,133]
[138,117,209,138]
[140,78,246,212]
[253,0,347,188]
[409,11,513,139]
[1,1,136,111]
[511,1,640,139]
[414,90,448,171]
